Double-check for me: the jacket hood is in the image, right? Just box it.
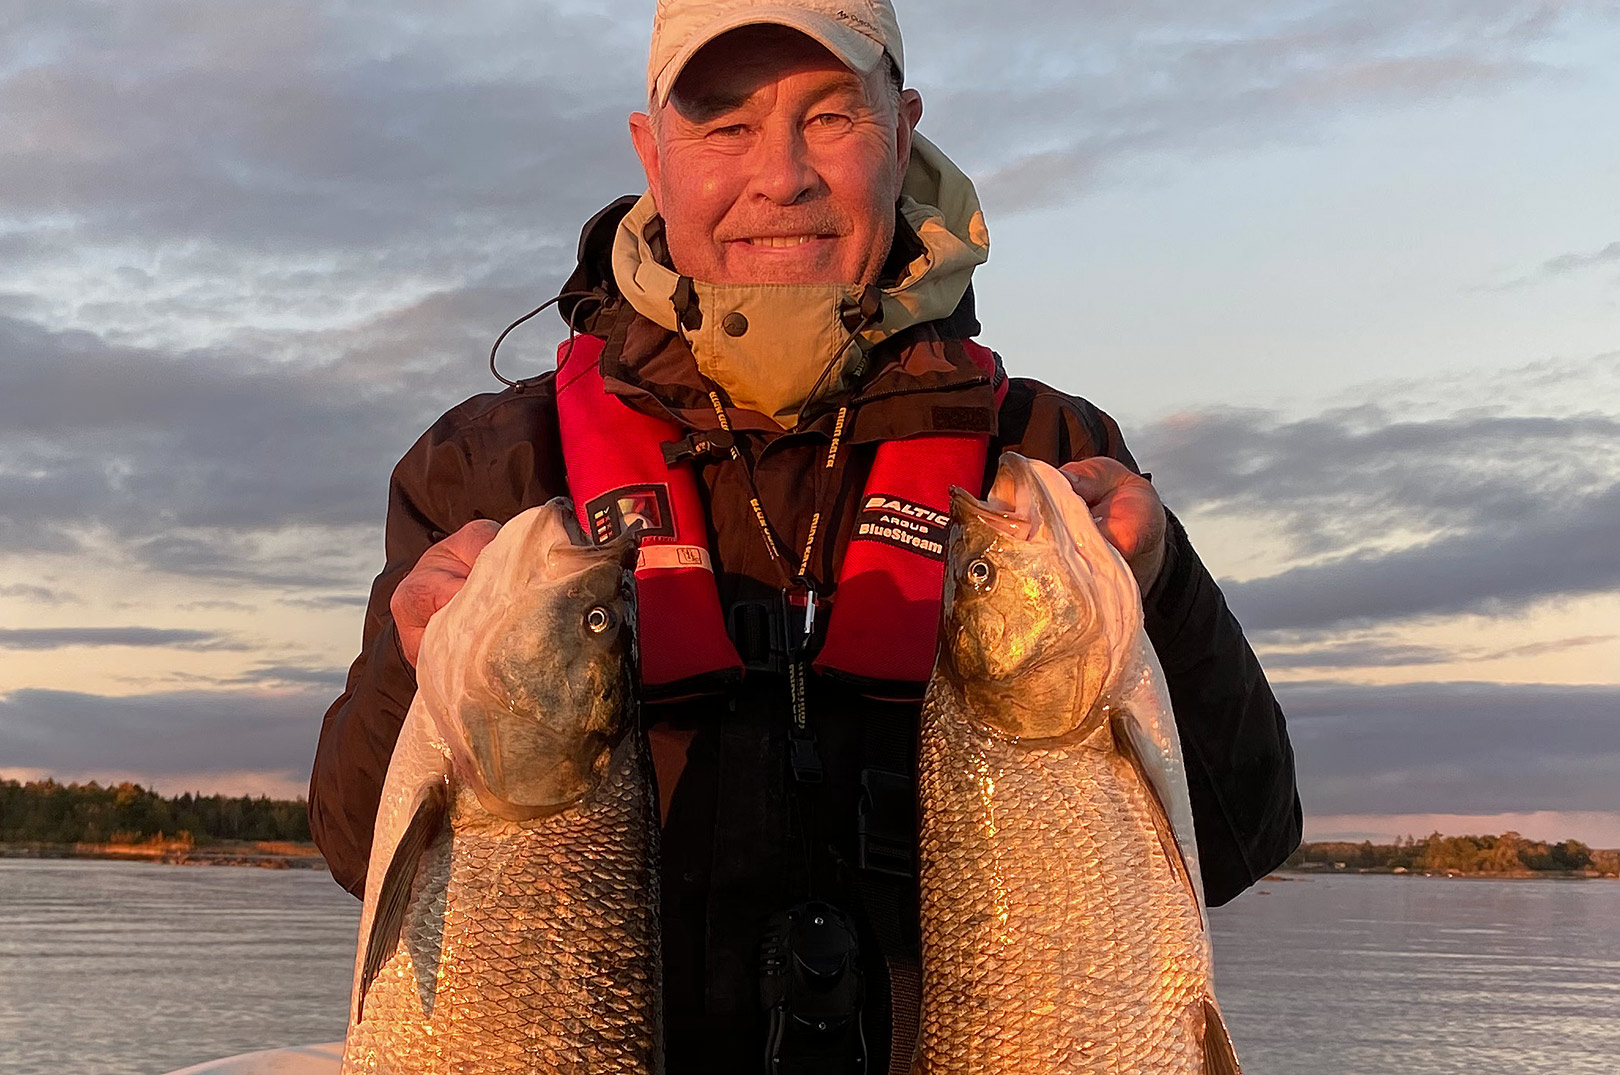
[606,133,989,427]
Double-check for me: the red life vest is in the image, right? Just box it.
[553,333,1006,695]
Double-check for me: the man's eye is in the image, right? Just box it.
[809,113,852,129]
[707,123,748,138]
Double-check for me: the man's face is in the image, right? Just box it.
[630,26,922,287]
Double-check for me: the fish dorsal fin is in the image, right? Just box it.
[358,779,449,1022]
[1109,710,1202,917]
[1202,997,1242,1075]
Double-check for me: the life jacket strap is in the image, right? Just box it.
[812,340,1006,694]
[555,334,744,692]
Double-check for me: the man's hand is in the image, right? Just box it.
[1059,458,1167,595]
[391,519,503,667]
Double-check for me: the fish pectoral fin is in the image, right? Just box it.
[1109,710,1201,916]
[1202,997,1242,1075]
[358,779,449,1023]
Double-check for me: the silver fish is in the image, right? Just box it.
[340,499,661,1075]
[915,453,1239,1074]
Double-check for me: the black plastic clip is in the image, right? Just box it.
[660,428,735,467]
[856,768,916,878]
[789,730,824,785]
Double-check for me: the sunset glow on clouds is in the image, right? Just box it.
[1,1,1616,843]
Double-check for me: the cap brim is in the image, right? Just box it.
[651,5,886,108]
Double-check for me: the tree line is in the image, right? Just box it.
[0,779,311,845]
[1286,831,1620,875]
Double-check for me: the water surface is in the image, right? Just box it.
[1210,873,1620,1075]
[0,860,356,1075]
[3,861,1617,1074]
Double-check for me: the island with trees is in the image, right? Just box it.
[1285,832,1620,878]
[0,778,324,868]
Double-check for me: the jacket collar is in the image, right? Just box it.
[592,294,999,446]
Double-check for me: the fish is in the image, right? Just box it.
[339,499,661,1075]
[913,452,1240,1074]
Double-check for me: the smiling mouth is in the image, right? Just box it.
[739,235,829,248]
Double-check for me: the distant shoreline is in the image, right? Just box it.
[5,846,1611,880]
[1273,867,1618,881]
[0,839,327,870]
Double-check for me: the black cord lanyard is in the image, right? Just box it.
[672,280,879,745]
[703,390,851,737]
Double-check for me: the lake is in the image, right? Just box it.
[2,860,1616,1074]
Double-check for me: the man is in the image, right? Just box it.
[310,2,1301,1071]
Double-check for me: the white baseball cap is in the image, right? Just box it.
[647,0,905,108]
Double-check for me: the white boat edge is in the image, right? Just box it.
[161,1042,342,1075]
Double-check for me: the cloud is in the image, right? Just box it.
[1278,680,1620,816]
[0,584,79,604]
[244,665,349,690]
[0,628,243,651]
[0,0,648,341]
[1541,240,1620,277]
[1257,640,1458,669]
[0,686,330,783]
[1490,240,1620,290]
[1257,633,1616,670]
[905,0,1610,210]
[1482,634,1616,660]
[1141,400,1620,631]
[1225,481,1620,631]
[0,311,491,586]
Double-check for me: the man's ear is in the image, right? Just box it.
[629,111,662,208]
[895,89,923,178]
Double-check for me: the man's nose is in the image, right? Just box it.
[746,122,822,206]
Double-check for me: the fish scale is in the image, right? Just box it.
[917,702,1208,1073]
[341,731,661,1075]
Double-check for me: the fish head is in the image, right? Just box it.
[941,452,1141,741]
[416,498,639,820]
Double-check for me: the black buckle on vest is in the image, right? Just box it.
[789,729,824,785]
[730,591,826,677]
[856,768,916,879]
[660,428,735,467]
[731,599,788,675]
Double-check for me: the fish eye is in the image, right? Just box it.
[584,606,615,634]
[966,558,995,591]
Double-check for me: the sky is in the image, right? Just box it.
[1,0,1617,848]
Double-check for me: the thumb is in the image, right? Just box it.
[1059,456,1135,506]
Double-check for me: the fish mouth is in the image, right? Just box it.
[545,528,639,578]
[949,452,1053,542]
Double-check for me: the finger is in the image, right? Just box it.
[391,521,503,668]
[1059,457,1134,506]
[398,623,423,668]
[1093,512,1144,560]
[439,518,502,570]
[393,583,431,666]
